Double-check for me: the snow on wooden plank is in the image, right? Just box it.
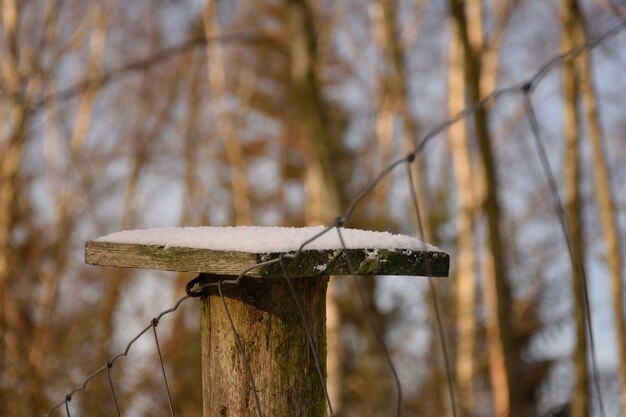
[85,226,449,277]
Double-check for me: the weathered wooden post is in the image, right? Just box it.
[85,226,449,417]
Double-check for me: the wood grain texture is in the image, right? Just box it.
[84,241,449,277]
[202,276,328,417]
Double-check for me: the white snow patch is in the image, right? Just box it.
[94,225,440,253]
[315,264,328,272]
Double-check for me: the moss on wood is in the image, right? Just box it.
[85,241,449,277]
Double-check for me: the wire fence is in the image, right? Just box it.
[43,19,626,417]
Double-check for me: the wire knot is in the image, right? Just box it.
[406,152,416,163]
[521,81,533,93]
[334,217,345,227]
[151,317,159,327]
[185,274,211,297]
[65,394,72,402]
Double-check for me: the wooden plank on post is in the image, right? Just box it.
[85,242,449,277]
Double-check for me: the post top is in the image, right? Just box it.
[85,226,449,277]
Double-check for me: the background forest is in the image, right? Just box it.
[1,0,626,416]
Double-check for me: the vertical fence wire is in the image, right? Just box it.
[405,161,459,417]
[152,318,176,417]
[217,280,264,417]
[106,360,122,417]
[279,254,335,416]
[335,225,403,417]
[524,92,606,416]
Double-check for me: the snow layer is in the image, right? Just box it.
[95,226,439,253]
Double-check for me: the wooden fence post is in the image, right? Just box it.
[201,274,328,417]
[85,227,449,417]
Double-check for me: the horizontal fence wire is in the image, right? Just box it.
[43,19,626,417]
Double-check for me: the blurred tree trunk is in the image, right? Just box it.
[378,0,433,242]
[376,1,452,415]
[561,1,589,416]
[180,57,206,229]
[285,1,347,415]
[0,1,33,414]
[447,19,478,417]
[368,0,393,222]
[479,1,512,99]
[166,57,206,417]
[448,1,520,417]
[0,106,28,417]
[203,0,253,226]
[286,0,344,216]
[369,18,394,224]
[564,0,626,415]
[573,3,626,415]
[31,5,114,399]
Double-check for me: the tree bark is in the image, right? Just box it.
[201,275,328,417]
